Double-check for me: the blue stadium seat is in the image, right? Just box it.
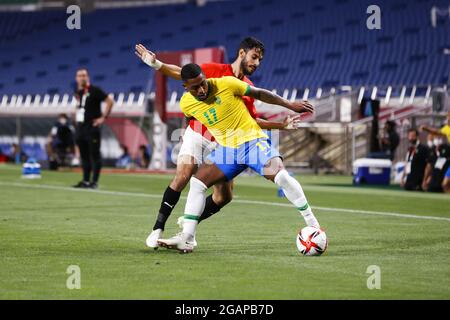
[0,0,448,96]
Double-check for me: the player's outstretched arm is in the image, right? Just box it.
[246,86,314,114]
[135,43,182,80]
[419,125,446,137]
[256,115,302,130]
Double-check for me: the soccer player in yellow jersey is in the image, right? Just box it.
[158,63,321,253]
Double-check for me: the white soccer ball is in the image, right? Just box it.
[296,226,328,256]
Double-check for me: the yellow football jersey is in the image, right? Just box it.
[440,124,450,143]
[180,76,268,148]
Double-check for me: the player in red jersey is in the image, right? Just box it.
[135,37,303,248]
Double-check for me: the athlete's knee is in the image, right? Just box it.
[170,174,190,192]
[194,163,226,188]
[213,188,233,206]
[263,157,285,181]
[170,165,196,191]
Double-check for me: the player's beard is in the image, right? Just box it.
[78,80,88,89]
[240,57,256,76]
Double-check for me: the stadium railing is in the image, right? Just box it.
[1,84,448,172]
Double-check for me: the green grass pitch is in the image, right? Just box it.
[0,164,449,299]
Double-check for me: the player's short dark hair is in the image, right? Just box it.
[181,63,202,81]
[236,37,265,58]
[408,128,418,135]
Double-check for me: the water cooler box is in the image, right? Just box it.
[22,158,42,179]
[353,158,392,185]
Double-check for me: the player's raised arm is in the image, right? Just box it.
[256,115,302,130]
[135,43,182,80]
[246,86,314,114]
[419,125,446,137]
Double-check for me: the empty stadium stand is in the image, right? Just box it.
[0,0,448,97]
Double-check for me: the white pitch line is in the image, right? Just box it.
[234,198,450,222]
[1,181,450,222]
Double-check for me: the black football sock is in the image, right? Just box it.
[198,194,222,223]
[153,186,181,230]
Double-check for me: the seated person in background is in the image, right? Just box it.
[401,128,431,191]
[11,143,27,163]
[380,120,400,161]
[115,144,132,169]
[47,114,75,169]
[420,110,450,144]
[422,134,450,192]
[137,145,150,168]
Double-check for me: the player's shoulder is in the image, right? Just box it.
[201,62,226,67]
[201,62,226,73]
[219,75,236,80]
[180,91,197,105]
[242,76,254,86]
[201,62,227,71]
[215,76,241,88]
[219,75,242,83]
[180,91,190,103]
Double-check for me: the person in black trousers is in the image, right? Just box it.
[73,68,114,189]
[401,128,431,191]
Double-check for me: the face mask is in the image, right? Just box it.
[59,118,67,125]
[427,140,434,148]
[433,138,442,146]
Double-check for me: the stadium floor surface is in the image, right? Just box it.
[1,164,449,299]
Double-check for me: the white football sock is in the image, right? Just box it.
[182,177,207,236]
[274,169,320,228]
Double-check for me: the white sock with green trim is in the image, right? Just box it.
[274,170,320,228]
[182,177,207,236]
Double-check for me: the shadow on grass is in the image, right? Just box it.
[138,248,196,256]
